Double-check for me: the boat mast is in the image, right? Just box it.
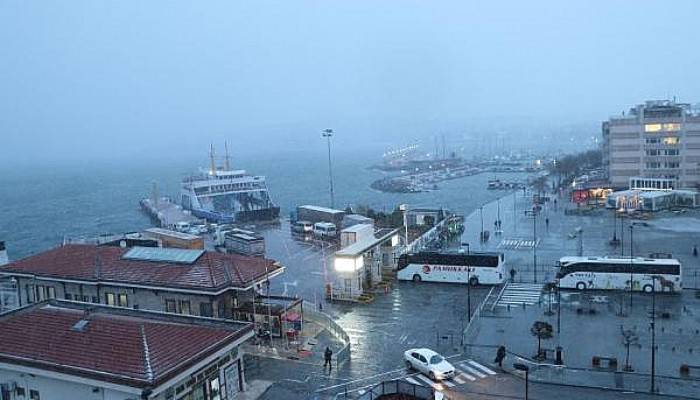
[209,144,217,175]
[224,141,231,171]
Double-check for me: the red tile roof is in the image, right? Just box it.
[0,302,253,388]
[1,244,281,292]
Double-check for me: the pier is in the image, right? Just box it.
[139,197,202,229]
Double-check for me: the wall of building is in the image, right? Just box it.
[0,368,135,400]
[10,277,233,318]
[605,102,700,190]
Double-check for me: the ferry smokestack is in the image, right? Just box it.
[0,241,8,266]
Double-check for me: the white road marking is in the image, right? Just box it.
[442,380,455,387]
[468,360,497,375]
[416,374,439,388]
[405,377,422,386]
[458,372,476,381]
[453,375,466,384]
[459,363,487,378]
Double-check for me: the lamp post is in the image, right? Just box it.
[513,363,530,400]
[322,129,335,209]
[524,209,538,283]
[650,279,657,393]
[629,224,634,310]
[400,204,409,251]
[479,205,485,244]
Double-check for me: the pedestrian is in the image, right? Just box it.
[509,268,516,282]
[494,345,506,368]
[694,245,698,257]
[545,217,550,230]
[324,346,333,372]
[319,302,323,312]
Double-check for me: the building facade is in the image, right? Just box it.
[0,301,253,400]
[603,100,700,190]
[0,244,300,337]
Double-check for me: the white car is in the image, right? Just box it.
[404,348,456,381]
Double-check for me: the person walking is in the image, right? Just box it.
[495,345,506,368]
[509,268,516,282]
[693,244,698,257]
[324,346,333,372]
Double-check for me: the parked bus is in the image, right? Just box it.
[397,251,505,285]
[556,256,682,293]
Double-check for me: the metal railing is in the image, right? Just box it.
[350,380,434,400]
[303,301,351,366]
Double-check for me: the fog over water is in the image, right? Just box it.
[2,1,700,164]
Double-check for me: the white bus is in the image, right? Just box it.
[556,256,682,293]
[397,251,505,285]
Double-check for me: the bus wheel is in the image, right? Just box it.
[469,277,479,286]
[413,274,422,282]
[576,282,586,290]
[643,284,654,293]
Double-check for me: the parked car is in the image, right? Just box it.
[313,222,337,239]
[291,220,314,234]
[404,348,455,381]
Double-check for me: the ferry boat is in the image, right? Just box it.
[180,145,280,224]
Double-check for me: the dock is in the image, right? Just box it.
[139,197,203,229]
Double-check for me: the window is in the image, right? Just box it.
[209,376,221,400]
[645,123,662,132]
[663,123,681,131]
[118,293,128,307]
[663,136,679,145]
[646,137,660,144]
[82,295,91,302]
[179,300,191,315]
[65,293,73,300]
[166,299,177,313]
[16,387,25,396]
[645,149,659,156]
[47,286,56,299]
[30,390,40,400]
[200,302,214,317]
[105,293,116,306]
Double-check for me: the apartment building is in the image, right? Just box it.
[603,100,700,189]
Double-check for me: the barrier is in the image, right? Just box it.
[349,380,434,400]
[303,300,351,366]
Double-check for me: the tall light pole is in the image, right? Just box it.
[650,279,657,393]
[400,204,409,251]
[322,129,335,209]
[525,209,538,283]
[629,224,634,310]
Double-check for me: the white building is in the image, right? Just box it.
[331,228,400,301]
[0,300,254,399]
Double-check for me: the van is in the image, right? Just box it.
[313,222,337,239]
[175,222,191,232]
[292,220,314,234]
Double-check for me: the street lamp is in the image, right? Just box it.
[400,204,409,251]
[524,209,538,283]
[513,363,530,400]
[650,278,657,393]
[629,224,634,310]
[322,129,335,209]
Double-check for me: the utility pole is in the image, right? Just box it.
[629,225,634,310]
[524,209,538,283]
[650,280,657,393]
[322,129,335,209]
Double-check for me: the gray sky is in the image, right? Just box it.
[2,0,700,163]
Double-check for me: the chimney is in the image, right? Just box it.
[0,241,8,266]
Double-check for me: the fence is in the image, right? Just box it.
[303,300,351,366]
[463,343,700,398]
[350,380,434,400]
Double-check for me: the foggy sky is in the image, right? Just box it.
[2,1,700,163]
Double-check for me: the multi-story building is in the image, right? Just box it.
[603,100,700,190]
[0,244,302,337]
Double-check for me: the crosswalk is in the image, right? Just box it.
[402,359,497,391]
[498,238,540,249]
[497,283,543,307]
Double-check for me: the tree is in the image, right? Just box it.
[531,321,554,360]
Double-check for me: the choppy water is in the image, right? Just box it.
[0,150,523,260]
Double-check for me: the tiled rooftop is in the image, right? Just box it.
[0,301,253,388]
[0,244,282,292]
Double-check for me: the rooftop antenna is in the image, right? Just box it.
[224,141,231,171]
[209,143,216,175]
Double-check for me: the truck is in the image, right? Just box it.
[296,205,346,227]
